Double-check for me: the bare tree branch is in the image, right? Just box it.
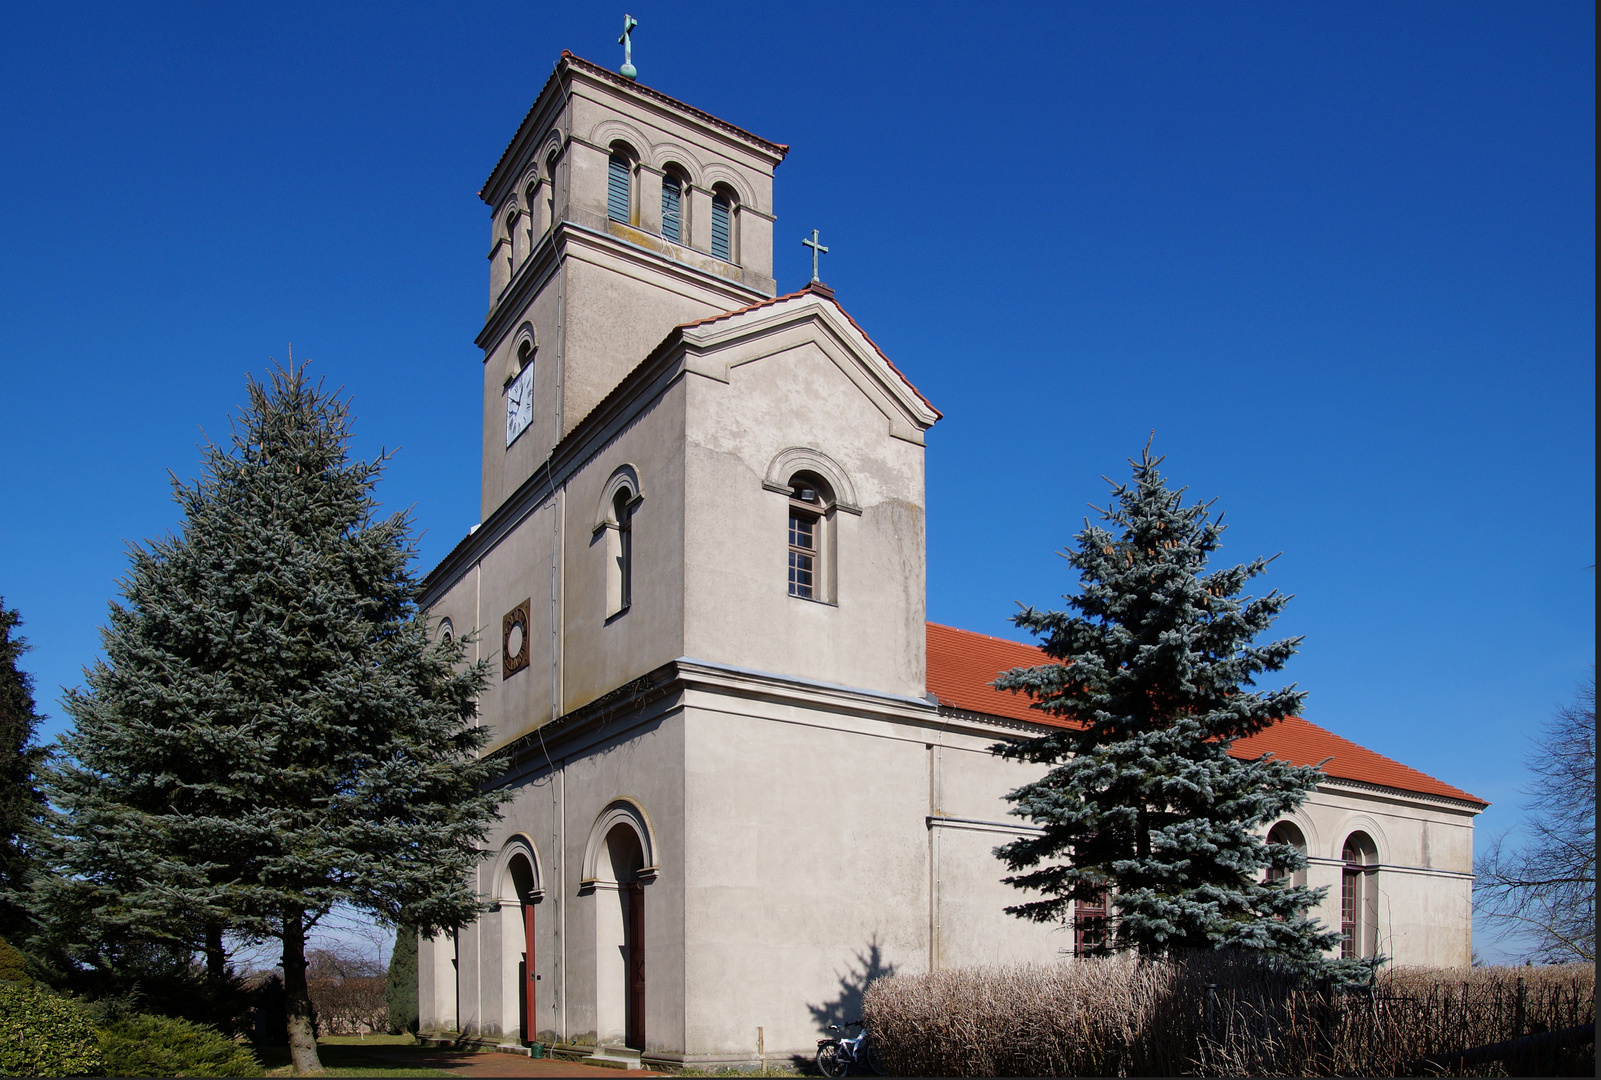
[1474,672,1595,963]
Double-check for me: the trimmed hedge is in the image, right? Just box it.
[99,1012,262,1077]
[0,982,104,1077]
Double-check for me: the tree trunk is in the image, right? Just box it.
[282,905,323,1074]
[205,919,227,983]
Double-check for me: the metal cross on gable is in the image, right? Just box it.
[802,229,829,283]
[618,14,638,80]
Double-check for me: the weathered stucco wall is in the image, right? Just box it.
[682,321,929,698]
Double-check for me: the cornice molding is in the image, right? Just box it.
[483,656,941,779]
[934,707,1487,814]
[1314,777,1487,814]
[478,216,770,354]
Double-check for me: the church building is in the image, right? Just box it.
[415,50,1486,1069]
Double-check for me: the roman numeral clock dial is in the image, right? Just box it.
[505,363,533,446]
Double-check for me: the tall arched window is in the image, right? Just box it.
[525,180,541,247]
[787,474,834,602]
[1266,821,1308,887]
[610,487,633,616]
[544,151,559,230]
[607,151,632,224]
[660,172,683,244]
[710,188,733,260]
[1340,832,1379,958]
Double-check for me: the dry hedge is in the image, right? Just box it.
[307,975,388,1035]
[861,956,1594,1077]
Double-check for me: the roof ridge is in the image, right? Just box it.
[927,620,1033,647]
[924,621,1486,806]
[481,51,789,203]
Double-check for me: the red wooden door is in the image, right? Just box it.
[523,902,537,1042]
[625,883,645,1050]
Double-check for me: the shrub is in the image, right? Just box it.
[98,1011,262,1077]
[308,974,388,1034]
[863,955,1596,1077]
[0,982,104,1077]
[0,936,30,984]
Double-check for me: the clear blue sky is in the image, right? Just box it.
[1,3,1592,959]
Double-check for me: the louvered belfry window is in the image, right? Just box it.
[710,192,731,260]
[607,153,631,224]
[661,174,682,243]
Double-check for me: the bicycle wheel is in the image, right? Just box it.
[816,1041,849,1078]
[863,1035,889,1076]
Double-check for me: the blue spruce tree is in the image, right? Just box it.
[993,444,1340,972]
[43,363,509,1072]
[0,600,48,946]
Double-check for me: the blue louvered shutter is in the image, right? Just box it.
[607,154,630,223]
[710,194,731,260]
[661,175,682,243]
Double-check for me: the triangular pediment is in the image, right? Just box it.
[672,287,940,443]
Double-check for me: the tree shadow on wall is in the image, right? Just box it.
[807,935,897,1031]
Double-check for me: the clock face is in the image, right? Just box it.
[505,363,534,446]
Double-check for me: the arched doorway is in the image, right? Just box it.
[595,823,646,1050]
[505,852,539,1043]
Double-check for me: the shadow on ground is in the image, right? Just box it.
[252,1035,453,1076]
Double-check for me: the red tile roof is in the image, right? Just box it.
[925,622,1486,806]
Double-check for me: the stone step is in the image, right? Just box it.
[584,1045,645,1070]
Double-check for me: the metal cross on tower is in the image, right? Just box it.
[618,14,638,80]
[802,229,829,283]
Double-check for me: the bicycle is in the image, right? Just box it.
[815,1019,888,1077]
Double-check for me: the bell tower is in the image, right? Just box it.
[475,52,788,520]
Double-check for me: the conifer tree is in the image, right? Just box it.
[0,600,48,943]
[993,444,1340,972]
[42,363,507,1073]
[384,928,419,1034]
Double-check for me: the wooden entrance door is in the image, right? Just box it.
[523,901,537,1042]
[625,883,645,1050]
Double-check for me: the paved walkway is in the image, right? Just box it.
[362,1048,664,1077]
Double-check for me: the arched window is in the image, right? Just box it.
[610,488,633,616]
[525,179,541,246]
[660,172,683,244]
[1266,821,1308,887]
[544,151,559,231]
[505,207,521,268]
[1340,832,1379,958]
[787,474,834,602]
[437,617,454,644]
[1073,889,1109,957]
[607,150,632,224]
[507,335,535,387]
[710,188,734,261]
